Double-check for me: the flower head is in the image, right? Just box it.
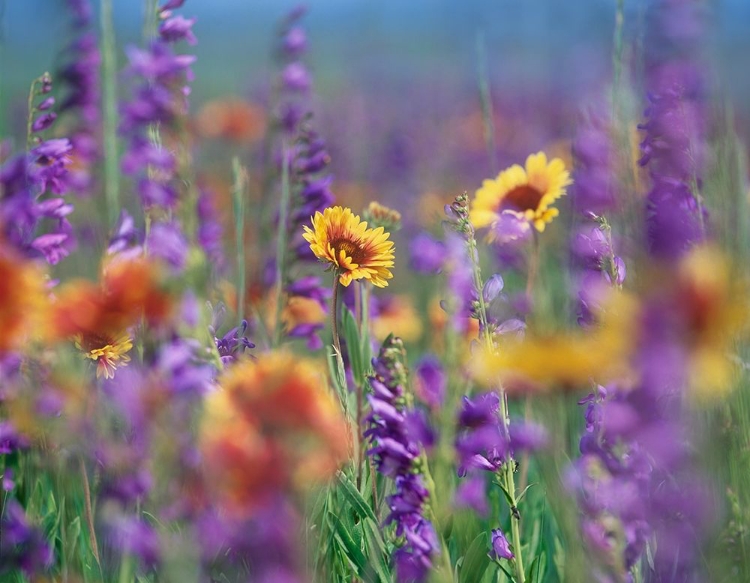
[200,352,348,514]
[76,332,133,379]
[470,151,571,236]
[303,206,395,287]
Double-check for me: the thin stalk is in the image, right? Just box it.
[519,232,541,492]
[476,31,498,176]
[272,144,292,346]
[466,232,526,583]
[100,0,120,228]
[231,157,247,322]
[330,274,342,356]
[142,0,159,42]
[79,457,101,569]
[25,74,44,149]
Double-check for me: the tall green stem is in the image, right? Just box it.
[231,157,247,322]
[101,0,120,228]
[272,144,292,347]
[466,232,526,583]
[330,274,342,356]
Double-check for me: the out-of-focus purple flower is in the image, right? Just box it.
[0,421,28,454]
[414,356,445,409]
[108,210,142,256]
[455,475,489,517]
[409,232,445,274]
[146,220,189,271]
[282,26,307,55]
[104,514,160,567]
[196,188,225,272]
[571,111,618,215]
[281,62,311,92]
[32,112,57,133]
[159,15,197,45]
[489,528,514,561]
[0,499,54,576]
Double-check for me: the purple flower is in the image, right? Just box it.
[0,499,54,576]
[489,528,514,561]
[409,232,445,274]
[146,220,189,271]
[366,336,439,582]
[281,62,311,92]
[414,356,445,409]
[455,475,489,517]
[159,15,197,45]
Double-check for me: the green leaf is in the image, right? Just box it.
[328,511,368,578]
[459,532,492,583]
[337,471,378,522]
[363,518,391,583]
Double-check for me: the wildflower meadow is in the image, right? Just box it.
[3,1,750,582]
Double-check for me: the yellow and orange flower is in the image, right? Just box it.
[0,242,48,353]
[372,294,423,343]
[200,352,349,514]
[303,206,395,287]
[470,151,571,235]
[49,257,174,378]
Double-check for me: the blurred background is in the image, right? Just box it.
[2,0,749,231]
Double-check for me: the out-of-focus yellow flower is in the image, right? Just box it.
[194,98,266,143]
[470,151,571,235]
[200,352,349,514]
[472,290,637,393]
[372,295,423,343]
[671,245,748,400]
[303,206,395,287]
[0,242,48,352]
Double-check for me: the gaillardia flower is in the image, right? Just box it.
[303,206,395,287]
[470,152,571,236]
[200,351,348,514]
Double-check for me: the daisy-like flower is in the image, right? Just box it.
[470,151,572,237]
[302,206,395,287]
[75,332,133,379]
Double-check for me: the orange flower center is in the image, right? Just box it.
[499,185,544,213]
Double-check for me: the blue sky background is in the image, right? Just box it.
[1,1,749,137]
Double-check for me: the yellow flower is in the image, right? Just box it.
[470,151,572,235]
[372,294,423,342]
[472,290,637,393]
[76,332,133,379]
[303,206,395,287]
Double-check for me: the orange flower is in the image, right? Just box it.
[0,241,48,352]
[49,257,174,377]
[195,98,266,143]
[200,352,349,514]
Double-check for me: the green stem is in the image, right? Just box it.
[476,31,497,176]
[272,144,292,347]
[466,232,526,583]
[101,0,120,228]
[330,274,342,356]
[231,157,247,322]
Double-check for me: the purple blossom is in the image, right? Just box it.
[409,232,445,274]
[146,220,189,271]
[159,15,197,45]
[413,356,445,409]
[366,336,439,582]
[0,500,54,576]
[489,528,514,561]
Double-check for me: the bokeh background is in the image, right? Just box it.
[2,0,749,231]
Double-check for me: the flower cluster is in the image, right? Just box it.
[365,336,439,582]
[58,0,101,196]
[119,0,195,210]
